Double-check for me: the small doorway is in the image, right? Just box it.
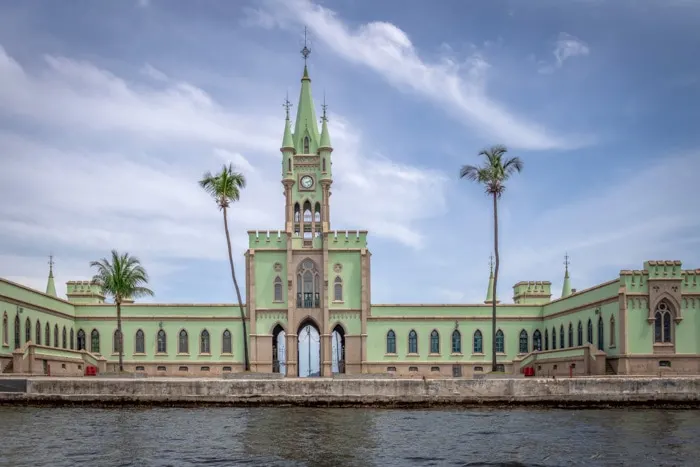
[272,324,286,376]
[297,320,320,377]
[331,325,345,374]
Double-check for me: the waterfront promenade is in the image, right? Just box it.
[1,376,699,408]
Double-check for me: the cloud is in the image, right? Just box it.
[0,43,448,297]
[248,0,586,151]
[538,33,590,74]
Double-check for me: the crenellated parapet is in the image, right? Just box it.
[66,280,105,304]
[513,281,552,305]
[619,269,648,293]
[248,230,288,249]
[682,269,700,294]
[328,230,368,249]
[645,260,683,279]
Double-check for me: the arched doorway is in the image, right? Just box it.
[297,320,320,377]
[272,324,286,376]
[331,325,345,374]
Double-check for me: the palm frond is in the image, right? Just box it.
[199,163,247,209]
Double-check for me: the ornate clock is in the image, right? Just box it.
[300,175,314,189]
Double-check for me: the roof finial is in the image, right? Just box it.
[489,254,494,274]
[301,26,311,63]
[283,92,292,120]
[564,252,570,273]
[48,254,55,276]
[321,92,328,122]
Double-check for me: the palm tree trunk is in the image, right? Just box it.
[492,192,499,373]
[223,206,250,372]
[116,301,124,372]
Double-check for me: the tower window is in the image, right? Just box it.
[288,158,291,172]
[333,276,343,301]
[322,158,326,172]
[274,276,283,302]
[304,136,310,153]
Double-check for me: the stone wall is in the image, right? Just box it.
[1,376,700,407]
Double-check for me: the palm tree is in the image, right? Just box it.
[460,145,523,372]
[90,250,154,372]
[199,163,250,371]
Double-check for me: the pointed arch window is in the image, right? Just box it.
[430,330,440,354]
[294,203,301,223]
[14,315,20,349]
[322,157,326,172]
[587,319,593,344]
[273,276,283,302]
[62,326,67,349]
[577,321,583,346]
[2,313,7,346]
[70,329,74,350]
[25,317,31,344]
[288,158,292,172]
[54,324,59,348]
[386,330,396,354]
[333,276,343,302]
[610,316,616,347]
[473,330,483,354]
[297,259,320,308]
[654,302,673,343]
[77,329,86,351]
[45,323,50,347]
[568,323,573,348]
[495,330,504,353]
[533,329,542,351]
[597,316,604,351]
[113,329,121,353]
[314,202,321,223]
[91,329,100,354]
[222,330,232,354]
[519,330,528,354]
[135,330,145,354]
[552,327,556,350]
[408,330,418,354]
[200,330,210,354]
[178,330,189,354]
[559,325,564,349]
[35,320,41,346]
[303,136,310,153]
[544,328,549,350]
[451,330,462,353]
[157,330,167,353]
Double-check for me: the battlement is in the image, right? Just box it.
[644,260,682,279]
[328,230,368,248]
[513,281,552,305]
[248,230,288,249]
[66,280,105,304]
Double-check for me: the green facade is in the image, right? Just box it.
[2,62,699,378]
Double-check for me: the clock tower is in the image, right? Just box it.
[281,62,333,242]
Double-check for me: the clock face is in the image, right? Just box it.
[300,175,314,189]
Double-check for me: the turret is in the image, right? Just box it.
[561,253,573,298]
[319,97,333,181]
[281,97,295,180]
[484,255,499,304]
[66,281,105,304]
[46,255,57,297]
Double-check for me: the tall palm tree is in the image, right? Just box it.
[460,145,523,372]
[199,163,250,371]
[90,250,154,372]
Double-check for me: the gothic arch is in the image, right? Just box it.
[297,259,320,309]
[649,293,682,323]
[329,321,348,335]
[269,321,287,335]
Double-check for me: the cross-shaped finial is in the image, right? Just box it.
[283,93,292,120]
[489,254,494,273]
[564,252,570,272]
[321,92,328,122]
[48,254,55,274]
[301,26,311,62]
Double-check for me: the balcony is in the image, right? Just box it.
[297,292,320,308]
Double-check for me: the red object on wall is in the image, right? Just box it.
[84,365,97,376]
[523,366,535,377]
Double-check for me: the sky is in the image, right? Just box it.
[0,0,699,305]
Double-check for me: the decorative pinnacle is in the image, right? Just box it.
[564,253,570,273]
[48,254,55,275]
[283,93,292,120]
[301,26,311,63]
[321,92,328,122]
[489,254,494,274]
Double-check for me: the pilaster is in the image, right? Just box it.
[322,232,331,376]
[247,250,257,370]
[360,248,370,373]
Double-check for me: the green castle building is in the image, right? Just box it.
[2,60,700,378]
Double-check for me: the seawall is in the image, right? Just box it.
[1,377,700,408]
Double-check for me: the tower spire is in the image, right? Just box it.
[561,253,573,298]
[46,254,57,297]
[281,93,294,149]
[293,27,320,154]
[319,92,332,149]
[485,254,499,304]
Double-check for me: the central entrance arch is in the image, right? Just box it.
[272,324,286,376]
[331,325,346,374]
[297,319,321,377]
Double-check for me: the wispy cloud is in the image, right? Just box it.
[538,32,590,74]
[248,0,589,151]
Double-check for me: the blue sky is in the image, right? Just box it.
[0,0,699,305]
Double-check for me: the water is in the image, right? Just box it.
[1,407,699,466]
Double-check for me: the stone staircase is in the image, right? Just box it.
[1,360,13,374]
[605,359,616,375]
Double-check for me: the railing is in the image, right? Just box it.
[297,292,320,308]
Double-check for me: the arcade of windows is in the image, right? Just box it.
[293,201,322,240]
[385,328,505,355]
[275,259,343,307]
[1,310,74,351]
